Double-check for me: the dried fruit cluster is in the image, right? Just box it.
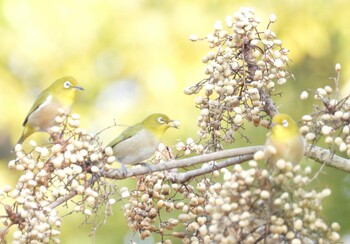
[185,7,291,151]
[123,157,340,243]
[300,64,350,156]
[3,6,346,244]
[6,114,116,243]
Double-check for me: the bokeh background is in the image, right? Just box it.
[0,0,350,243]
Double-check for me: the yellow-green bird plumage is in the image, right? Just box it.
[14,76,83,147]
[107,113,178,171]
[265,113,305,165]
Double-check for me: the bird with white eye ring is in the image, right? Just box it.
[106,113,179,175]
[13,76,84,151]
[264,113,305,166]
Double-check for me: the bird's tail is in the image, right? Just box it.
[11,134,25,153]
[11,127,35,153]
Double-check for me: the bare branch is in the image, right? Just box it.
[305,144,350,172]
[166,155,253,183]
[103,144,350,181]
[104,146,263,179]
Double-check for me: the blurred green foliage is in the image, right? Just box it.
[0,0,349,242]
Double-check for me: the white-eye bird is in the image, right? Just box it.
[14,76,83,148]
[264,113,305,165]
[107,113,178,173]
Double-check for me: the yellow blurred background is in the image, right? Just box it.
[0,0,350,243]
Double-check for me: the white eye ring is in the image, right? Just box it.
[64,81,71,88]
[157,117,165,124]
[282,119,289,128]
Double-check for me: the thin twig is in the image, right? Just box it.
[47,173,100,209]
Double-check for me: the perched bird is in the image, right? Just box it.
[14,76,84,148]
[107,113,179,174]
[264,113,304,165]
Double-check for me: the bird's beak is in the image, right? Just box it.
[73,85,84,91]
[168,120,180,129]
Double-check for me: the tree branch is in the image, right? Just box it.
[47,173,100,209]
[259,88,278,118]
[103,146,263,179]
[46,144,350,212]
[306,144,350,172]
[166,155,254,183]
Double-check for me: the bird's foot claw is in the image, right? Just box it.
[121,164,128,177]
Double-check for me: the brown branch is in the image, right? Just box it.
[259,88,278,118]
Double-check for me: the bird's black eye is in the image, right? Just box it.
[282,119,289,128]
[63,81,71,88]
[157,117,165,124]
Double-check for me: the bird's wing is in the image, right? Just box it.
[107,124,143,147]
[22,91,51,126]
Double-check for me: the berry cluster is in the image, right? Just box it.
[7,114,116,243]
[3,6,345,244]
[203,161,340,243]
[123,154,340,243]
[185,7,291,151]
[300,63,350,156]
